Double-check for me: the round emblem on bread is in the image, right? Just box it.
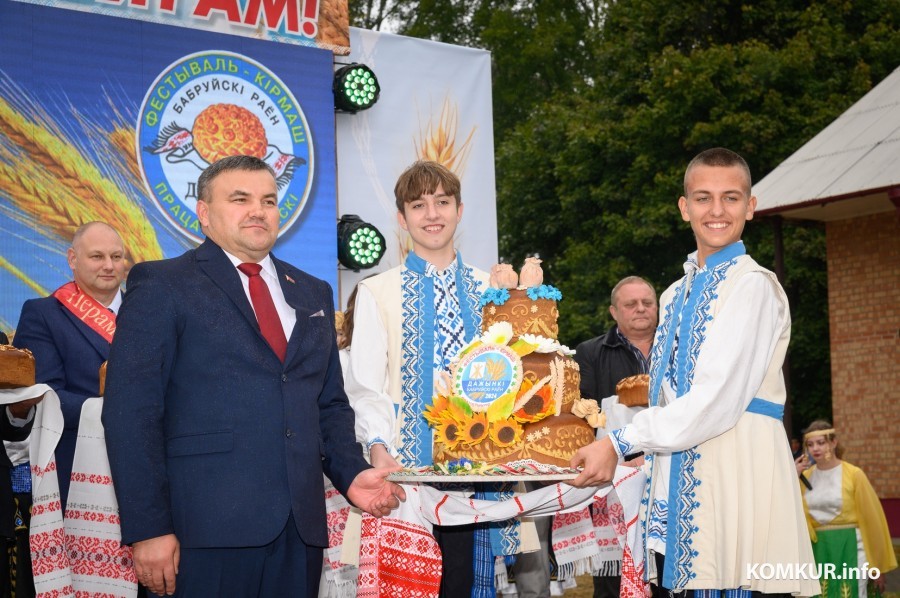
[454,344,522,411]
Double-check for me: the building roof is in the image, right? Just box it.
[753,65,900,220]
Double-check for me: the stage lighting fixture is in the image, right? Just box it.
[333,63,380,113]
[338,214,385,270]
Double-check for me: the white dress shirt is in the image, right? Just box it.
[222,250,297,341]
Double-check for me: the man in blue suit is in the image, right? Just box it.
[102,155,405,597]
[13,221,126,509]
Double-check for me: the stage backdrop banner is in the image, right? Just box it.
[335,27,498,308]
[11,0,349,53]
[0,0,339,332]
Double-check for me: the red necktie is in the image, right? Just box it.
[237,263,288,362]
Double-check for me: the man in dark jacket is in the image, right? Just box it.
[575,276,657,403]
[573,275,657,598]
[102,156,403,597]
[12,221,125,510]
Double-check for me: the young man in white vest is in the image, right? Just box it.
[346,160,490,596]
[571,148,819,598]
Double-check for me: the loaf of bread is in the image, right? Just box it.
[0,345,36,389]
[616,374,650,407]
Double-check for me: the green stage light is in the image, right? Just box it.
[338,214,386,271]
[333,63,381,113]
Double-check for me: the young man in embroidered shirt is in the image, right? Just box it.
[570,148,819,597]
[345,160,490,596]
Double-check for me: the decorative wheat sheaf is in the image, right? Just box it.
[396,97,478,263]
[0,76,162,282]
[101,94,145,187]
[415,96,476,177]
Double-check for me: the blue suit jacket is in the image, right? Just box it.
[102,239,369,548]
[13,291,112,506]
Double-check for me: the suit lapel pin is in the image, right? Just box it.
[285,274,296,284]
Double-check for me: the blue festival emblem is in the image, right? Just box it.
[137,51,313,243]
[454,344,522,411]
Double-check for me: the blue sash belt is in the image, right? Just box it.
[746,397,783,420]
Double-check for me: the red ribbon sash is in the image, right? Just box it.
[52,282,116,344]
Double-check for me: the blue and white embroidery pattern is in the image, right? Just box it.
[669,449,702,588]
[646,497,668,545]
[645,244,748,590]
[648,281,683,406]
[399,266,429,466]
[459,265,484,334]
[611,429,635,458]
[398,254,483,467]
[432,265,466,373]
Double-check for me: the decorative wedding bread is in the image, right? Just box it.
[427,261,597,468]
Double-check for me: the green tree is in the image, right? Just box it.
[349,0,403,31]
[351,1,604,137]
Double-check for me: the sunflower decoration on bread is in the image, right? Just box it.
[427,321,565,457]
[511,379,555,423]
[434,415,465,450]
[460,412,489,445]
[489,419,523,449]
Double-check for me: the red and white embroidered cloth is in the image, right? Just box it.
[356,511,443,598]
[0,385,72,597]
[321,476,359,598]
[591,493,626,560]
[66,398,136,594]
[350,468,649,598]
[551,506,599,579]
[549,491,627,583]
[26,391,136,598]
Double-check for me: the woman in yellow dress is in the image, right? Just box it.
[796,420,897,598]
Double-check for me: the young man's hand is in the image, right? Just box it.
[369,444,400,469]
[568,436,617,487]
